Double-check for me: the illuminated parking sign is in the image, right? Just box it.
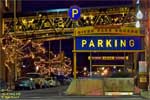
[76,36,144,51]
[68,5,81,20]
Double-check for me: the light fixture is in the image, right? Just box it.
[86,20,89,24]
[136,0,140,4]
[113,66,116,69]
[101,72,104,76]
[118,69,121,72]
[83,15,87,20]
[30,78,33,81]
[22,65,26,68]
[102,67,105,70]
[135,0,143,28]
[83,67,87,71]
[135,20,140,28]
[38,14,42,17]
[36,66,39,71]
[136,10,143,20]
[5,0,9,8]
[104,69,108,75]
[2,47,6,50]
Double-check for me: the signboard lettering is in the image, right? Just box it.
[76,36,143,51]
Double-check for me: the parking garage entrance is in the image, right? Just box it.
[66,26,145,96]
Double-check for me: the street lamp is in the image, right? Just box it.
[135,0,143,28]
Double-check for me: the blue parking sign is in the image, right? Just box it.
[68,5,81,20]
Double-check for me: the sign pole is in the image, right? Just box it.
[68,5,81,79]
[73,29,77,79]
[90,51,92,77]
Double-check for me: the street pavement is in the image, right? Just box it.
[0,85,147,100]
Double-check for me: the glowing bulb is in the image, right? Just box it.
[22,65,26,68]
[2,47,6,50]
[30,78,33,81]
[102,67,105,70]
[83,15,87,20]
[136,10,143,19]
[86,20,89,24]
[118,69,121,72]
[135,20,140,28]
[113,66,116,69]
[91,21,94,25]
[36,66,39,71]
[101,72,104,76]
[136,0,140,4]
[104,69,108,74]
[83,67,87,71]
[38,14,42,17]
[89,15,94,19]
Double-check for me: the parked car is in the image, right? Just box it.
[26,73,48,88]
[0,79,7,92]
[45,77,60,87]
[64,77,72,85]
[15,77,36,90]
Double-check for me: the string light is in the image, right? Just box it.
[1,34,72,77]
[83,15,87,20]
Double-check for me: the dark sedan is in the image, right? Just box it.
[15,77,36,90]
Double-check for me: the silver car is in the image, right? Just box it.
[26,73,48,88]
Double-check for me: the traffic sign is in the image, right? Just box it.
[68,5,81,20]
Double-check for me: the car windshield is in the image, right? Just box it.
[19,78,29,80]
[26,74,41,78]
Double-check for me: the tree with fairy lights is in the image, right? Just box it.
[1,34,72,78]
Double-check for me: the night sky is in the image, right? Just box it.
[22,0,133,13]
[22,0,133,69]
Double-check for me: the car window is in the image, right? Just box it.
[26,74,41,78]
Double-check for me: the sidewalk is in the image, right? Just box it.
[140,90,150,99]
